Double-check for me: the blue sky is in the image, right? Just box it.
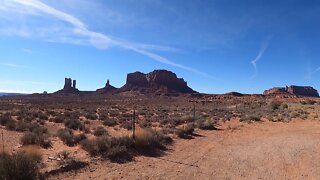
[1,0,320,94]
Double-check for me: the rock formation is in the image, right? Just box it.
[118,70,196,94]
[54,78,80,94]
[264,85,319,97]
[96,80,118,94]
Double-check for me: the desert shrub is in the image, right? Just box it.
[52,116,64,123]
[64,111,80,119]
[134,128,172,150]
[0,113,12,126]
[139,120,152,128]
[102,118,117,127]
[64,119,84,130]
[57,128,74,146]
[196,118,216,130]
[109,110,119,117]
[85,113,98,120]
[282,103,289,109]
[35,111,48,120]
[99,112,109,121]
[81,135,133,160]
[290,111,299,118]
[270,100,282,110]
[20,131,52,148]
[16,121,30,132]
[93,126,107,137]
[46,110,56,116]
[159,119,169,126]
[74,133,87,144]
[30,123,48,134]
[240,114,261,122]
[5,120,16,131]
[0,149,42,179]
[182,116,195,123]
[121,121,132,130]
[169,118,184,126]
[300,99,317,105]
[81,129,172,161]
[175,124,195,139]
[57,128,87,146]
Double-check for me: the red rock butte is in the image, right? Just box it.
[263,85,319,97]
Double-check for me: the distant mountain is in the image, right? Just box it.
[0,92,28,96]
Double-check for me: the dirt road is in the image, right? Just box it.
[53,120,320,179]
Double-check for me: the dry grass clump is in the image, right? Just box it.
[20,126,52,148]
[270,100,282,110]
[81,128,172,161]
[81,135,133,162]
[102,118,117,127]
[175,123,195,139]
[240,114,261,122]
[196,118,217,130]
[0,145,42,179]
[57,128,87,147]
[64,118,85,130]
[93,126,108,137]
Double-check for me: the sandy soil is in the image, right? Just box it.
[51,119,320,179]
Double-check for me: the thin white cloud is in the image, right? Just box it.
[0,89,31,94]
[250,37,271,78]
[307,66,320,79]
[0,80,58,86]
[22,48,33,54]
[0,63,30,68]
[0,0,214,79]
[313,67,320,74]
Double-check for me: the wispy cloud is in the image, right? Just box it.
[21,48,33,54]
[250,37,272,78]
[313,67,320,74]
[0,63,30,68]
[0,89,32,94]
[308,66,320,79]
[0,0,214,79]
[0,80,58,86]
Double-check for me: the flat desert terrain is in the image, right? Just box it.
[52,119,320,180]
[1,95,320,179]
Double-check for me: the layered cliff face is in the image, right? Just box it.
[119,70,196,94]
[54,78,80,94]
[264,85,319,97]
[96,80,118,94]
[286,86,319,97]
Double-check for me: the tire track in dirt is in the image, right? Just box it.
[51,120,320,179]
